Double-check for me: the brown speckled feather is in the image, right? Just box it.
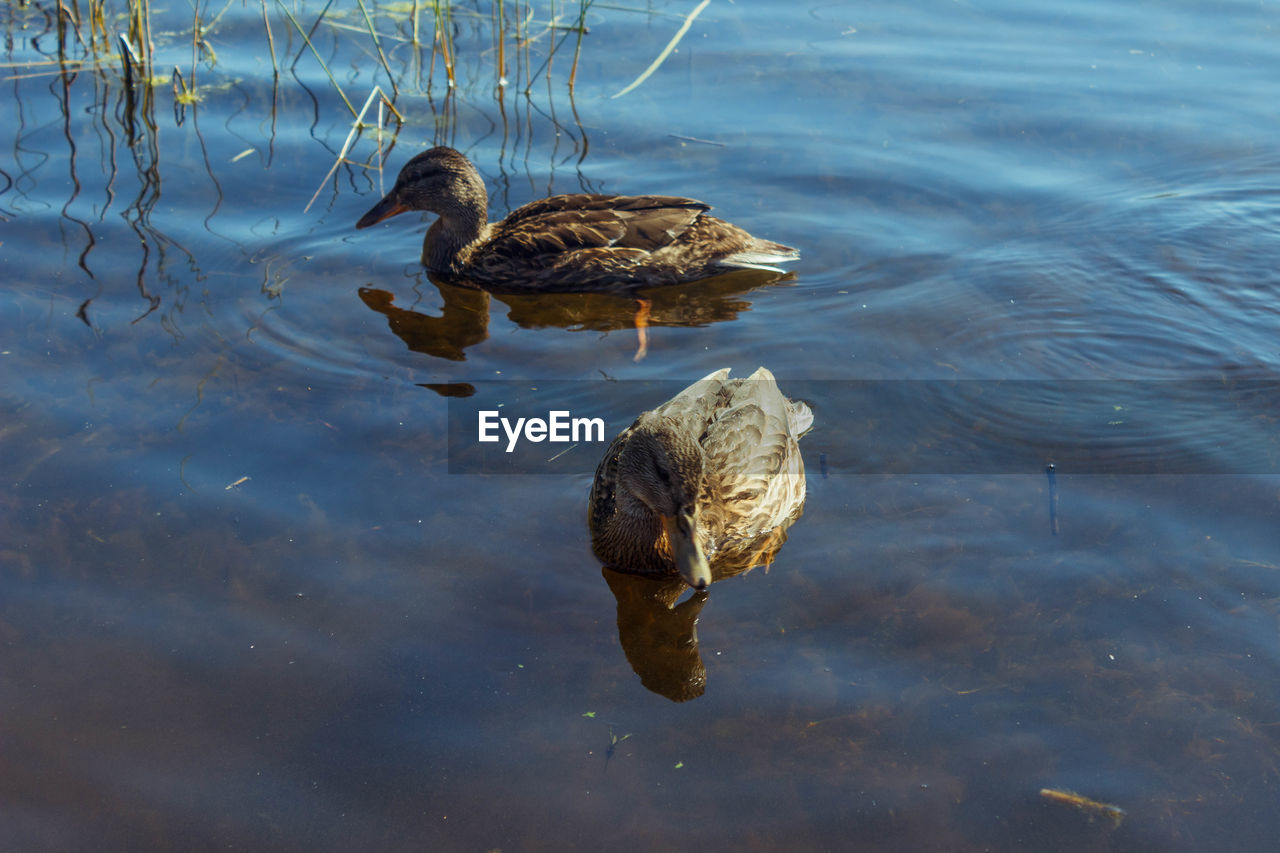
[477,197,705,263]
[691,369,809,549]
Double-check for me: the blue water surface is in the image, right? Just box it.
[2,0,1279,850]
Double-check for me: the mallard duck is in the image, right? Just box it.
[589,367,812,590]
[355,147,799,291]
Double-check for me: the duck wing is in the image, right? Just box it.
[488,195,711,258]
[699,368,809,542]
[651,367,732,427]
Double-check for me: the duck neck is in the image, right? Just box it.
[421,171,490,275]
[423,210,488,274]
[599,489,675,577]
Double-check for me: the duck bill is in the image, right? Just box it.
[356,195,409,229]
[662,509,711,591]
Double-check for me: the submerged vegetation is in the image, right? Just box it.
[8,0,600,126]
[5,0,711,115]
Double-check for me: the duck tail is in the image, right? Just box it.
[717,240,800,272]
[787,399,814,438]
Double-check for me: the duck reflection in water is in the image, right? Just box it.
[602,520,801,702]
[590,368,811,700]
[355,146,798,359]
[357,266,790,368]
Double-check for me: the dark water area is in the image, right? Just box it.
[3,0,1279,850]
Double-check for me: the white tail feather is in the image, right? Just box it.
[716,248,800,272]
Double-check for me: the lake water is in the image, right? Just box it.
[3,0,1279,849]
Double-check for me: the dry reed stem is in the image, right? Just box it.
[275,0,357,116]
[435,0,456,88]
[23,0,600,97]
[260,0,278,74]
[303,86,402,214]
[568,0,590,93]
[354,0,396,96]
[611,0,708,98]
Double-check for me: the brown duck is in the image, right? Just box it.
[589,367,812,590]
[356,147,799,291]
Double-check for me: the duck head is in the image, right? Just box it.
[617,415,711,590]
[356,146,487,229]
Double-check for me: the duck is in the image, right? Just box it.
[589,367,812,590]
[355,146,799,291]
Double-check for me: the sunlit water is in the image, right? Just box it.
[2,0,1279,850]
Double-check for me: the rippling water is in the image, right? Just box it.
[2,0,1279,850]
